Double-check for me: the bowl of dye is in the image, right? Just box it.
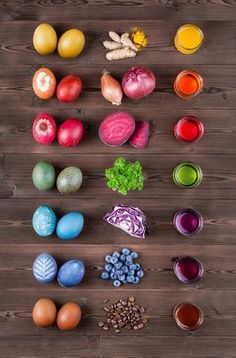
[174,70,203,99]
[173,162,203,188]
[173,256,204,284]
[174,116,204,144]
[174,24,204,54]
[173,208,203,236]
[173,302,204,331]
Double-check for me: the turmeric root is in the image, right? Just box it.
[108,31,121,43]
[106,47,137,61]
[120,33,138,52]
[103,40,123,50]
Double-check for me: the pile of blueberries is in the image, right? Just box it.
[101,248,145,287]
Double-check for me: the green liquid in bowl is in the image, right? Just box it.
[173,163,203,188]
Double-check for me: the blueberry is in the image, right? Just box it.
[122,248,130,255]
[127,275,135,283]
[101,271,110,280]
[120,254,126,262]
[134,276,140,284]
[118,274,126,282]
[111,267,116,273]
[115,269,123,276]
[126,255,133,263]
[113,280,121,287]
[122,266,128,274]
[135,263,141,270]
[105,255,112,263]
[111,257,118,264]
[129,264,137,271]
[137,270,144,278]
[114,261,123,269]
[110,272,117,280]
[131,251,139,259]
[112,251,120,258]
[105,264,113,272]
[128,270,135,276]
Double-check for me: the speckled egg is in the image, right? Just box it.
[56,212,84,240]
[57,259,85,288]
[33,253,58,283]
[56,167,83,195]
[32,205,57,237]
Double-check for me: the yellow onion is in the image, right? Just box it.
[101,71,123,105]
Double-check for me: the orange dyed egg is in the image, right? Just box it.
[178,75,198,95]
[57,302,82,330]
[32,67,56,100]
[32,298,57,327]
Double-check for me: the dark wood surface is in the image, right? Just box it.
[0,1,236,357]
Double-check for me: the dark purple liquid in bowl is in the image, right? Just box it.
[173,208,203,236]
[174,256,204,283]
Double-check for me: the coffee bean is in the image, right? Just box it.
[102,325,109,330]
[98,321,104,327]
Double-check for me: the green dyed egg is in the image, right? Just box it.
[56,167,83,195]
[32,161,56,191]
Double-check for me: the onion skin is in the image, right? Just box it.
[122,67,156,100]
[101,71,123,105]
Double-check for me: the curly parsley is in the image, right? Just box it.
[105,157,145,195]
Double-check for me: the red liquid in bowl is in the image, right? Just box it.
[173,208,204,236]
[174,116,204,143]
[174,256,204,284]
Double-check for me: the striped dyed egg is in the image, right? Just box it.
[33,253,57,283]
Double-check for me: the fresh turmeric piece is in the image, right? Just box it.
[103,41,123,50]
[108,31,121,43]
[120,33,138,52]
[106,47,137,61]
[130,28,148,50]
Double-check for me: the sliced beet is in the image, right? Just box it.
[129,121,150,149]
[99,112,135,146]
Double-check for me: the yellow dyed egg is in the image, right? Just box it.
[58,29,85,58]
[33,23,57,55]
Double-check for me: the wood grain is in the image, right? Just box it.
[0,1,236,357]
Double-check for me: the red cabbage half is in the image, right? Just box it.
[104,204,148,239]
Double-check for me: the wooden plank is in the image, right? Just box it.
[1,1,236,21]
[0,153,235,199]
[0,197,235,245]
[0,21,236,65]
[0,244,236,290]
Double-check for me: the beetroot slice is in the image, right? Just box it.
[99,112,135,146]
[129,121,150,149]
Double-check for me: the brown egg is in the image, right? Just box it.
[57,302,82,330]
[32,298,57,327]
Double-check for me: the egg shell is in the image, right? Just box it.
[32,298,57,327]
[32,161,56,191]
[57,302,82,330]
[57,259,85,287]
[56,212,84,240]
[33,253,58,283]
[32,205,57,237]
[56,167,83,195]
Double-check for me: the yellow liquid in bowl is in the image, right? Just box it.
[175,24,204,54]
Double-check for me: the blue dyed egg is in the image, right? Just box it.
[33,253,57,283]
[32,205,57,237]
[56,212,84,240]
[57,259,85,288]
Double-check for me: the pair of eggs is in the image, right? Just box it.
[33,253,85,287]
[32,299,82,330]
[32,205,84,240]
[32,162,83,195]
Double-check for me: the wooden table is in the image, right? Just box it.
[0,1,236,357]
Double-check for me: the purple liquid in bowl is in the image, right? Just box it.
[173,208,203,236]
[174,256,204,284]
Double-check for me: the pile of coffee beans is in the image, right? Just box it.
[100,248,145,287]
[98,297,148,333]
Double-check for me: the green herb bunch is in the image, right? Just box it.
[105,157,145,195]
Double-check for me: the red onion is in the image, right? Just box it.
[122,67,156,100]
